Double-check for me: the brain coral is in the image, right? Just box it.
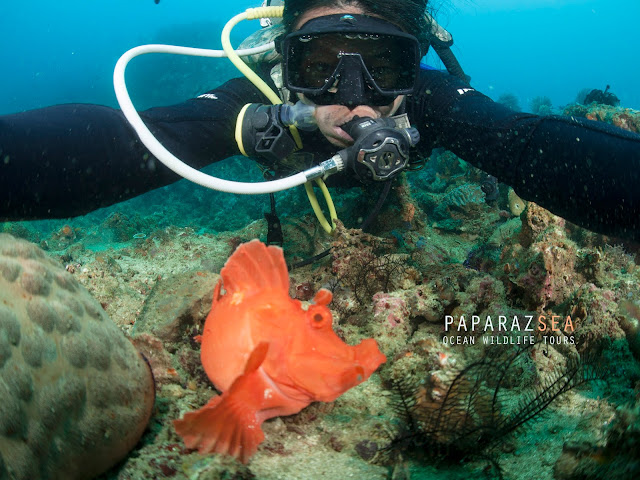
[0,234,155,480]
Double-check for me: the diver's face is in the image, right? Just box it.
[293,6,405,148]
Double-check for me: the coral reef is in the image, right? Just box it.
[0,234,155,480]
[582,85,621,107]
[619,300,640,361]
[530,96,553,115]
[2,105,640,478]
[497,93,522,111]
[554,395,640,479]
[328,222,411,315]
[563,103,640,133]
[434,184,486,222]
[385,345,604,471]
[497,203,580,310]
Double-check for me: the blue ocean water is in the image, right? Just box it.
[0,0,258,113]
[442,0,640,112]
[1,0,638,115]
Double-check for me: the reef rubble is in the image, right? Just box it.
[1,102,639,480]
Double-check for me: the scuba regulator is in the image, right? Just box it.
[238,102,420,183]
[335,115,420,182]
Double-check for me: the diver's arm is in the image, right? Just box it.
[0,77,265,220]
[410,70,640,240]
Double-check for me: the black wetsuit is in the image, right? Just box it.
[1,70,639,240]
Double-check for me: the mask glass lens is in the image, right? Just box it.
[285,32,419,95]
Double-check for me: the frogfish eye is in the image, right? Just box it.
[308,306,331,329]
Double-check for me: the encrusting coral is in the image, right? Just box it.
[554,394,640,479]
[0,234,155,480]
[564,103,640,133]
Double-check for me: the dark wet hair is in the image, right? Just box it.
[282,0,431,51]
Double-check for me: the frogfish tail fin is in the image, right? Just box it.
[173,391,264,464]
[173,342,270,464]
[220,240,289,296]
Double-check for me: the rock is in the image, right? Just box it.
[519,202,565,248]
[132,270,216,346]
[434,184,485,221]
[0,234,155,480]
[500,203,581,309]
[132,333,183,386]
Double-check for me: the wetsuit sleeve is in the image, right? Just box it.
[0,77,266,220]
[409,70,640,240]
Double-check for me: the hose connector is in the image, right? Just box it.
[304,155,345,181]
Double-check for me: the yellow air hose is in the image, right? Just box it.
[222,6,338,234]
[305,179,338,233]
[221,7,301,146]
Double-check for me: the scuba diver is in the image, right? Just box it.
[1,0,639,241]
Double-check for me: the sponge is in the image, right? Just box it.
[0,234,155,480]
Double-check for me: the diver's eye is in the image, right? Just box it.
[303,62,335,86]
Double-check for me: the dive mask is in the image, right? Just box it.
[281,14,421,106]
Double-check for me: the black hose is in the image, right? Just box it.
[432,44,469,84]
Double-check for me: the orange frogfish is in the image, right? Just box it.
[173,240,386,463]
